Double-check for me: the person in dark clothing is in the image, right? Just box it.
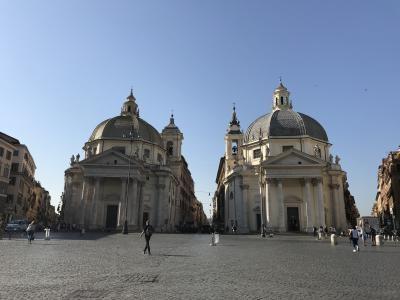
[26,220,36,244]
[140,220,154,255]
[370,227,377,246]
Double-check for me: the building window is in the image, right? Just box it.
[143,149,150,159]
[280,96,284,105]
[3,164,9,178]
[232,140,238,155]
[282,145,293,152]
[11,163,19,172]
[253,149,261,159]
[13,150,19,156]
[9,177,16,186]
[157,154,163,164]
[167,141,173,156]
[0,147,4,157]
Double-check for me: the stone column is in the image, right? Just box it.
[225,184,230,230]
[329,183,337,227]
[118,178,127,227]
[277,179,285,231]
[337,180,347,229]
[316,178,326,227]
[130,179,138,226]
[265,179,272,226]
[137,182,144,228]
[91,177,101,228]
[156,183,166,230]
[302,178,313,232]
[80,177,89,228]
[240,184,249,232]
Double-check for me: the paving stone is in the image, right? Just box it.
[1,233,400,299]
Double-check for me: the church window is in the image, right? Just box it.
[282,145,293,152]
[167,141,173,156]
[6,151,11,160]
[114,160,118,165]
[144,149,150,159]
[232,140,238,155]
[127,106,131,112]
[0,147,4,157]
[253,149,261,159]
[280,96,284,105]
[157,154,163,164]
[13,150,19,156]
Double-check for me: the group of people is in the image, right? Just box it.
[349,222,377,252]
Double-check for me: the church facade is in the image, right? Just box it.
[213,83,349,233]
[61,91,206,232]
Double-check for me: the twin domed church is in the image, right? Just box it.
[62,91,206,232]
[214,82,351,233]
[62,82,354,233]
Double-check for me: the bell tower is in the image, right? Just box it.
[161,114,183,162]
[225,104,243,173]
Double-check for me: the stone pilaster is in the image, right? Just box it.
[118,178,127,227]
[240,184,249,233]
[314,178,325,227]
[277,179,285,231]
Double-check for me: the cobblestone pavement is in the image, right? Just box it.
[1,233,400,299]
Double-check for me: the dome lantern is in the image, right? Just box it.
[272,80,292,111]
[121,89,139,117]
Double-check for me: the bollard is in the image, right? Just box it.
[330,234,337,246]
[215,233,220,244]
[44,228,51,240]
[376,235,384,246]
[210,233,216,246]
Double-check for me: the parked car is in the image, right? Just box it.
[5,220,29,233]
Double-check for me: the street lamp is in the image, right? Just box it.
[122,126,134,234]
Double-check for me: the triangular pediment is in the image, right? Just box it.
[80,149,135,166]
[263,148,326,167]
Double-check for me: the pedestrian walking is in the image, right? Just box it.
[370,227,377,246]
[363,222,371,246]
[318,226,323,240]
[26,220,36,244]
[350,226,360,252]
[140,220,154,255]
[312,226,317,237]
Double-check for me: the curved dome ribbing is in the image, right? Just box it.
[244,110,328,143]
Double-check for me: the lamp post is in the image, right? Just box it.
[258,131,266,237]
[122,127,134,234]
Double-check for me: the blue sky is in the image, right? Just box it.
[0,1,399,217]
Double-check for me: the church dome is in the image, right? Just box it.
[244,109,328,143]
[88,90,163,147]
[89,115,163,146]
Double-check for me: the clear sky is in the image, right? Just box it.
[0,1,399,217]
